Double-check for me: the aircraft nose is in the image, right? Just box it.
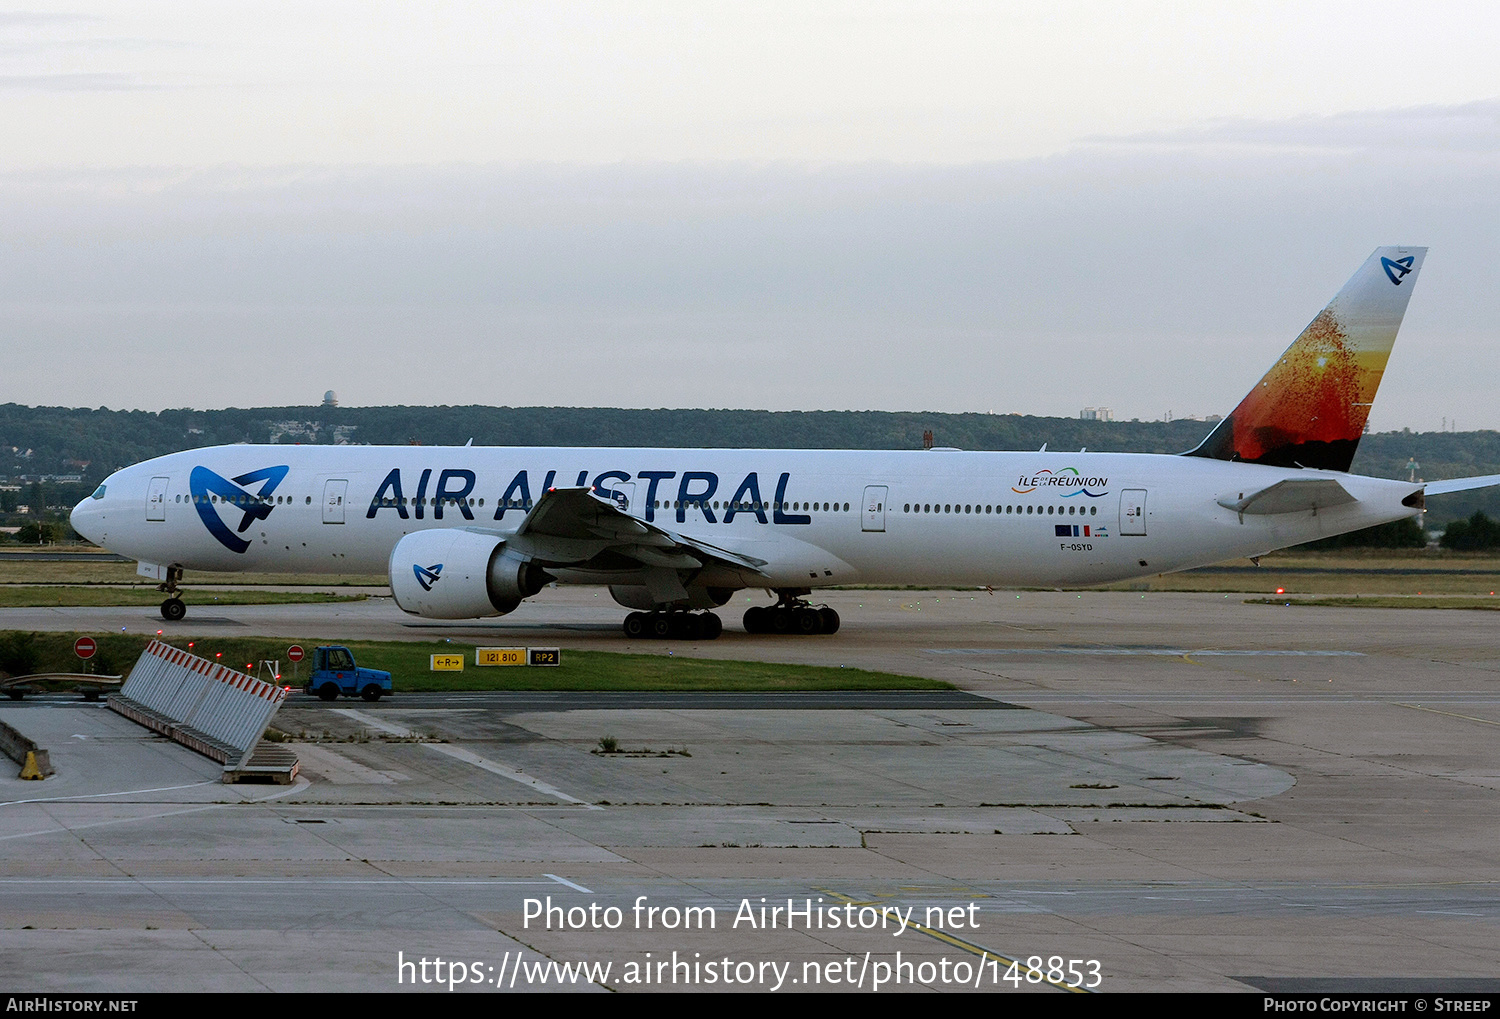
[71,497,101,545]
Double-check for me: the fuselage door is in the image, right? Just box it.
[322,479,348,525]
[1121,488,1147,535]
[613,481,637,516]
[146,476,170,522]
[862,485,888,533]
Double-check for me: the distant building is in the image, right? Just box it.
[1079,407,1113,421]
[323,390,339,407]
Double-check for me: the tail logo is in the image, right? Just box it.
[189,465,290,554]
[1382,255,1415,285]
[414,563,443,591]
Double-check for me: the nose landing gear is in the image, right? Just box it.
[157,565,186,621]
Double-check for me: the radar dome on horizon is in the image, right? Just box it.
[322,390,338,407]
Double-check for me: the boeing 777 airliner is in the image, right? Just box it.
[70,247,1500,638]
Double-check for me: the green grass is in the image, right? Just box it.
[0,587,367,608]
[1245,596,1500,610]
[0,631,950,691]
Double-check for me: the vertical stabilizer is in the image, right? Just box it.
[1187,246,1426,471]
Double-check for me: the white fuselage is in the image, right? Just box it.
[73,444,1421,591]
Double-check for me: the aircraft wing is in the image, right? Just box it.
[1424,474,1500,496]
[1217,478,1358,516]
[503,486,770,576]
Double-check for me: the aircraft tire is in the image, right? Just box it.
[794,608,823,635]
[676,613,701,640]
[769,607,792,634]
[650,614,673,639]
[317,683,340,702]
[743,606,766,633]
[819,607,841,634]
[360,685,383,702]
[701,612,723,639]
[623,612,648,638]
[160,598,186,622]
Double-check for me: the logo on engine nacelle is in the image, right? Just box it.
[414,563,443,591]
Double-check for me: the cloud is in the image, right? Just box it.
[0,12,98,28]
[0,102,1496,427]
[0,72,160,90]
[1093,100,1500,154]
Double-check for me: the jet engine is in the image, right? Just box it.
[389,529,552,619]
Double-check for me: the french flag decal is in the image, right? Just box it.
[1054,525,1092,537]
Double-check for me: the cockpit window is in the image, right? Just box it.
[91,485,107,500]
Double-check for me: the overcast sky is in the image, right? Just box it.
[2,2,1498,431]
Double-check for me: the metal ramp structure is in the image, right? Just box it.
[109,640,299,783]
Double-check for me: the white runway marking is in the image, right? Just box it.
[926,648,1364,656]
[333,707,594,807]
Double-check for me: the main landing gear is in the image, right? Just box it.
[157,565,186,622]
[622,611,724,641]
[742,593,840,636]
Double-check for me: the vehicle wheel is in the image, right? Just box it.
[360,685,382,702]
[6,690,22,701]
[317,683,340,702]
[160,598,186,622]
[676,613,701,640]
[83,691,100,702]
[650,613,672,639]
[819,607,841,634]
[743,606,765,633]
[795,607,823,635]
[701,613,723,639]
[769,607,792,634]
[623,612,647,638]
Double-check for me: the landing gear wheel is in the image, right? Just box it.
[360,685,383,702]
[744,591,839,636]
[794,607,823,635]
[317,683,340,702]
[701,612,723,639]
[676,613,701,640]
[160,597,186,622]
[650,614,673,639]
[623,612,648,638]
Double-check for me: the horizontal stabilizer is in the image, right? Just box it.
[1425,474,1500,497]
[1217,478,1357,516]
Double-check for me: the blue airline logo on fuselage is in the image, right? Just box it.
[189,465,290,554]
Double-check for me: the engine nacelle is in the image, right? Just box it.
[389,529,552,619]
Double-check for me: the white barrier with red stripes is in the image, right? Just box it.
[117,640,287,763]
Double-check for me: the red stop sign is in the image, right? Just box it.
[287,645,305,663]
[74,637,97,659]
